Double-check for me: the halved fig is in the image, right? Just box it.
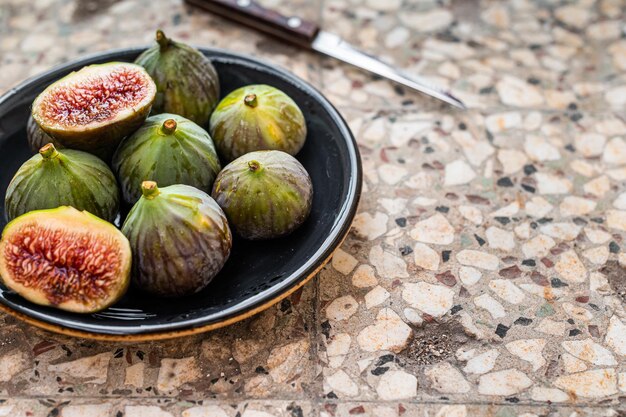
[31,62,156,159]
[0,207,131,313]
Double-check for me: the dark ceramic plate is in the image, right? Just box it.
[0,48,361,340]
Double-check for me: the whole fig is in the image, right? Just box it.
[135,30,220,126]
[209,84,307,162]
[211,150,313,240]
[27,115,62,153]
[122,181,231,297]
[113,113,221,205]
[5,143,120,222]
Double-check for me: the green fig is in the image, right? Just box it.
[122,182,231,297]
[113,113,221,205]
[5,143,120,222]
[211,150,313,240]
[31,62,156,159]
[209,84,307,162]
[135,30,220,126]
[0,206,131,313]
[27,115,62,153]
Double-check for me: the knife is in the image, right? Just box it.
[184,0,466,109]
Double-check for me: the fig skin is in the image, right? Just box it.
[113,113,221,205]
[0,206,131,313]
[27,115,63,153]
[122,182,232,297]
[209,84,307,162]
[5,143,120,222]
[211,150,313,240]
[31,62,156,160]
[135,30,220,127]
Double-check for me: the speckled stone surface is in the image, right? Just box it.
[1,0,626,415]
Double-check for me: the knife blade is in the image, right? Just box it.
[184,0,466,109]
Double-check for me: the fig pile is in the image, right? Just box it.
[0,30,314,313]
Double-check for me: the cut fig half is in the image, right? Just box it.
[0,207,131,313]
[32,62,156,159]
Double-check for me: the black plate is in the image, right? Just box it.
[0,48,361,339]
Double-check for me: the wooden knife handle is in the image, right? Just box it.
[185,0,320,48]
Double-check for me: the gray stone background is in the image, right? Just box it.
[0,0,625,415]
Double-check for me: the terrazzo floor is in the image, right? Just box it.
[1,0,626,415]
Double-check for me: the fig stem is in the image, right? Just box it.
[156,30,169,51]
[161,119,177,135]
[141,181,160,200]
[39,143,59,160]
[248,160,261,172]
[244,94,258,108]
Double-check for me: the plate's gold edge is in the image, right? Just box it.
[0,230,350,342]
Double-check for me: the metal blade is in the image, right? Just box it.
[312,31,466,110]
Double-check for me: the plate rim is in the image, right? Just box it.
[0,47,362,340]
